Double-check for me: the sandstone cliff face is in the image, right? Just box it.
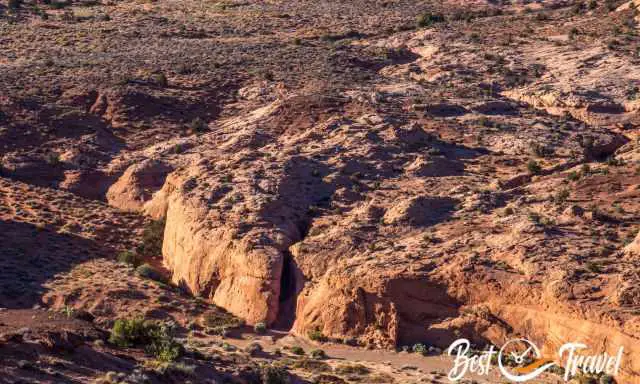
[4,0,640,382]
[107,159,172,212]
[162,195,284,325]
[87,9,640,382]
[132,45,640,377]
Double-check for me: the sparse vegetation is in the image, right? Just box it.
[586,261,603,273]
[189,117,208,134]
[554,188,570,204]
[136,263,167,283]
[254,322,267,334]
[527,159,542,175]
[202,310,243,335]
[138,219,165,258]
[310,349,327,359]
[416,11,445,27]
[245,342,263,356]
[308,327,328,342]
[109,318,184,362]
[117,250,141,267]
[261,365,290,384]
[0,1,637,382]
[335,363,370,376]
[411,343,428,356]
[291,346,305,355]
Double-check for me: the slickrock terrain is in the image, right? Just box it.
[1,0,640,383]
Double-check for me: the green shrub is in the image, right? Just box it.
[138,219,165,257]
[150,72,168,87]
[261,365,290,384]
[254,322,267,334]
[334,364,370,376]
[245,342,263,356]
[310,349,327,359]
[165,362,196,376]
[291,346,305,355]
[189,118,208,134]
[416,11,445,27]
[109,318,183,362]
[202,310,243,333]
[292,358,331,372]
[136,263,166,283]
[412,343,428,355]
[117,250,141,267]
[109,317,148,347]
[45,152,60,166]
[554,189,570,204]
[527,159,542,175]
[586,262,602,273]
[308,327,328,342]
[145,323,184,362]
[567,171,580,181]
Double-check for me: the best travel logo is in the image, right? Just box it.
[446,338,624,382]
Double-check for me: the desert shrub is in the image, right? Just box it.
[292,358,331,372]
[165,362,196,376]
[527,159,542,175]
[254,322,267,334]
[149,72,168,87]
[245,342,263,356]
[310,349,327,359]
[591,207,616,223]
[138,219,165,257]
[145,323,184,362]
[261,365,290,384]
[45,152,60,165]
[606,156,623,167]
[202,310,243,334]
[569,27,580,40]
[308,327,328,342]
[334,364,370,376]
[109,317,149,347]
[528,212,541,224]
[61,305,74,318]
[412,343,428,355]
[221,342,235,351]
[291,346,305,355]
[554,189,570,204]
[416,11,445,27]
[586,262,602,273]
[567,171,580,181]
[8,0,21,9]
[529,142,554,158]
[109,318,183,362]
[136,263,166,283]
[189,117,208,134]
[117,250,141,267]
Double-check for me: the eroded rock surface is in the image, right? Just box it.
[2,0,640,382]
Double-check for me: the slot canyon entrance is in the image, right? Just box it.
[273,250,303,331]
